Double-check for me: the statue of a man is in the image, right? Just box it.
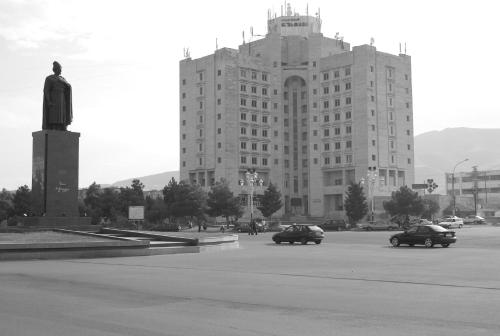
[42,61,73,130]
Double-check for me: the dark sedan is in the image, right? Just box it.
[272,224,324,245]
[389,224,457,248]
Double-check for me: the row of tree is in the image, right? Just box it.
[344,182,440,224]
[81,178,283,226]
[0,186,33,222]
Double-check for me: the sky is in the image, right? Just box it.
[1,0,499,190]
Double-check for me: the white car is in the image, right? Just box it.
[438,216,464,229]
[463,215,485,224]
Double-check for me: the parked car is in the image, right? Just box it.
[319,219,349,231]
[357,221,399,231]
[438,216,464,229]
[463,215,485,225]
[389,224,457,248]
[272,224,324,245]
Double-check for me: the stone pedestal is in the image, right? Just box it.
[31,130,81,221]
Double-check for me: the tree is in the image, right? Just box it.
[344,182,368,224]
[383,186,424,222]
[0,188,13,221]
[145,196,168,224]
[206,180,243,225]
[421,198,440,220]
[83,182,103,224]
[117,179,145,216]
[257,182,283,218]
[12,185,32,216]
[163,178,207,223]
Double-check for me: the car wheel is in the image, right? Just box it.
[459,224,463,229]
[315,240,321,244]
[424,238,434,248]
[300,238,308,245]
[288,241,294,244]
[391,237,400,247]
[274,239,281,244]
[441,243,450,248]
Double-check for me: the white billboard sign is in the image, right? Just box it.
[128,206,144,220]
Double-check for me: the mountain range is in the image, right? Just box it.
[105,128,500,194]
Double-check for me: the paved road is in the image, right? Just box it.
[1,226,499,335]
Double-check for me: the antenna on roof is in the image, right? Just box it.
[370,37,375,46]
[183,48,190,59]
[399,42,402,53]
[405,42,407,54]
[216,38,218,50]
[242,30,245,44]
[306,3,309,16]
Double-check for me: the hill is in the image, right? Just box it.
[111,171,179,191]
[414,127,500,193]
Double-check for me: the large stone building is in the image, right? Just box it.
[179,8,414,218]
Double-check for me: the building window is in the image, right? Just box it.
[217,69,221,76]
[199,157,203,165]
[217,128,221,134]
[407,144,411,150]
[241,84,246,92]
[251,71,257,80]
[302,132,307,140]
[324,115,330,123]
[251,142,257,151]
[217,98,221,105]
[313,74,317,80]
[334,127,340,135]
[182,92,186,99]
[217,142,222,149]
[262,158,268,166]
[371,96,375,102]
[389,112,393,121]
[217,157,221,163]
[312,61,316,67]
[334,84,340,92]
[346,154,352,163]
[199,72,203,81]
[323,100,329,109]
[182,120,186,126]
[240,127,246,135]
[262,144,268,151]
[262,116,268,123]
[323,129,330,137]
[273,103,278,110]
[199,143,203,151]
[335,142,341,150]
[262,129,268,137]
[313,102,317,108]
[324,143,330,151]
[372,154,376,161]
[313,144,318,150]
[314,158,318,164]
[335,113,340,121]
[182,147,186,154]
[240,113,246,120]
[334,70,339,78]
[251,114,257,122]
[407,130,411,136]
[313,130,318,136]
[285,160,290,168]
[407,115,410,122]
[284,145,289,154]
[372,139,376,146]
[335,156,341,164]
[324,157,330,165]
[345,67,351,76]
[251,100,257,108]
[334,99,340,107]
[346,126,352,134]
[262,101,268,109]
[313,116,317,122]
[262,73,268,81]
[274,130,278,137]
[182,79,186,85]
[345,111,351,119]
[371,124,376,131]
[241,142,247,149]
[241,156,247,164]
[240,70,246,77]
[182,106,186,112]
[251,129,257,136]
[199,129,203,137]
[241,98,246,106]
[346,140,352,149]
[346,97,351,105]
[284,118,289,127]
[274,158,279,165]
[405,74,409,80]
[408,158,412,164]
[371,109,375,117]
[370,65,374,72]
[345,82,351,90]
[323,72,329,81]
[302,159,308,168]
[251,86,257,94]
[313,88,317,95]
[182,134,186,140]
[406,102,410,108]
[217,84,221,90]
[323,86,329,94]
[262,88,268,95]
[182,161,186,167]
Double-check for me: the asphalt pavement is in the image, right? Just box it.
[1,226,499,335]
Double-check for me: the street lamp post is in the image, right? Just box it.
[361,166,377,222]
[451,158,469,216]
[239,169,264,225]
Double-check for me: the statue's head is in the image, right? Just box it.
[53,61,62,75]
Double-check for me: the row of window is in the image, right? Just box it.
[240,69,268,81]
[240,98,272,109]
[321,97,351,109]
[240,128,269,137]
[319,82,351,95]
[322,67,351,81]
[240,156,269,165]
[322,111,352,122]
[322,126,352,137]
[240,84,276,95]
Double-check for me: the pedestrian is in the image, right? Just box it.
[203,222,207,231]
[198,221,202,232]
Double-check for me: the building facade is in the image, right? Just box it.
[179,9,414,218]
[445,170,500,209]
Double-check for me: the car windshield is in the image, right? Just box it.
[308,225,323,232]
[429,225,447,232]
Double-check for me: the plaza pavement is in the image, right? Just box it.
[1,226,499,335]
